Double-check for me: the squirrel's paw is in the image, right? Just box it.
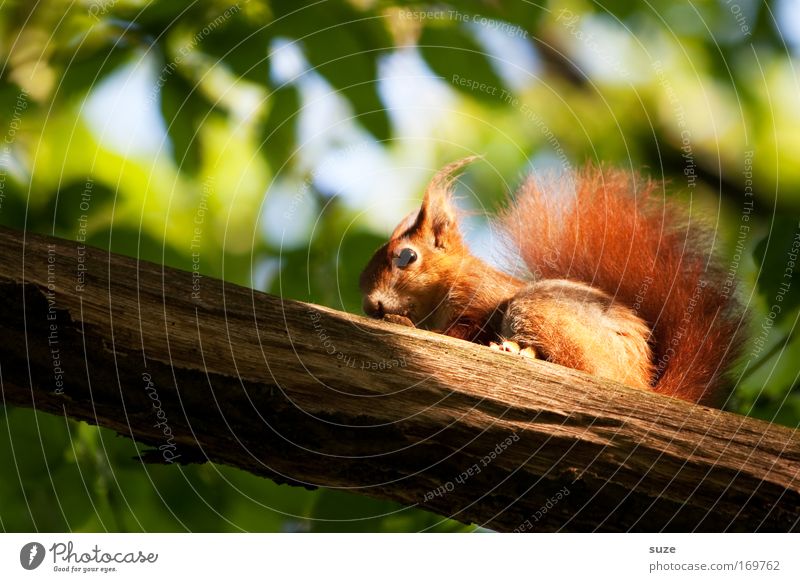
[383,313,415,327]
[489,340,536,360]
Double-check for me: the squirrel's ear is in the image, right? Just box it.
[390,210,420,240]
[418,156,479,249]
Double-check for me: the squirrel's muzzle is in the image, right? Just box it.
[362,295,385,319]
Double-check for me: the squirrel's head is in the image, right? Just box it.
[359,157,478,329]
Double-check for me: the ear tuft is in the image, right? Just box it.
[419,156,480,248]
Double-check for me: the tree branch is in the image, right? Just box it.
[0,226,798,532]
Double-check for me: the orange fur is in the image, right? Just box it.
[360,161,744,407]
[502,167,744,405]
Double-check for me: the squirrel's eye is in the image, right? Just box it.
[394,247,418,268]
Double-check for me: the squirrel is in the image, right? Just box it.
[359,157,744,407]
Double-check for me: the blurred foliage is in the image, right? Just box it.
[0,0,799,531]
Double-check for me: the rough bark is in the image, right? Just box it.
[0,226,798,532]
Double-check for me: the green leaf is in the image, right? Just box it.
[475,1,542,34]
[261,85,300,171]
[418,21,506,103]
[752,219,800,323]
[305,487,474,532]
[305,489,416,532]
[55,45,133,101]
[86,226,190,271]
[160,70,214,175]
[112,0,208,39]
[270,0,391,140]
[201,18,271,85]
[42,180,116,237]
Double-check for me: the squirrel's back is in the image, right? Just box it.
[499,166,744,406]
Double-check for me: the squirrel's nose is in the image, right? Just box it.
[363,296,384,318]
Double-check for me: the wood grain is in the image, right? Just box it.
[0,226,798,532]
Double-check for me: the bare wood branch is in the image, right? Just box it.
[0,226,798,532]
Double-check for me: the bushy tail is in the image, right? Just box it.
[499,166,744,406]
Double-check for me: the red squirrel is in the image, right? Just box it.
[359,157,744,406]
